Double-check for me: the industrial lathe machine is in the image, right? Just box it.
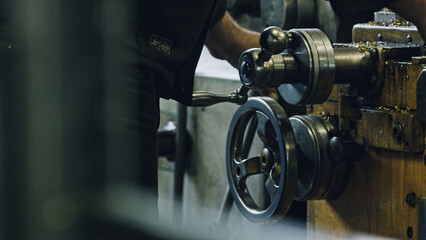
[192,10,426,240]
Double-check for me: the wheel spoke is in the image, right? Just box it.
[241,117,257,158]
[234,156,262,184]
[265,174,279,203]
[256,111,277,147]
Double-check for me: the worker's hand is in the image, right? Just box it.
[258,88,280,101]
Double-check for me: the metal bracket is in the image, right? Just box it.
[354,108,424,153]
[352,23,424,45]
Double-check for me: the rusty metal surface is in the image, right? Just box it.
[338,96,360,133]
[354,108,424,153]
[309,88,425,239]
[308,148,425,239]
[374,60,425,110]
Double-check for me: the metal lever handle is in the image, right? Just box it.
[191,86,248,107]
[257,26,292,63]
[238,27,293,90]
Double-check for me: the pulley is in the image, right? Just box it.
[290,115,353,201]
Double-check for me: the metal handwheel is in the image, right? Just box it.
[226,97,297,222]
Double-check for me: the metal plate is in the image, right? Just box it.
[352,24,424,45]
[354,109,424,153]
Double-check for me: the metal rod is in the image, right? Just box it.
[191,86,248,107]
[173,103,187,224]
[216,186,233,227]
[333,47,373,84]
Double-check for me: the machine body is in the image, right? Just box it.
[226,17,425,239]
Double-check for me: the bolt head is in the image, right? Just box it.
[391,123,404,143]
[407,226,414,238]
[405,192,417,207]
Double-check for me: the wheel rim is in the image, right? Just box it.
[226,97,297,222]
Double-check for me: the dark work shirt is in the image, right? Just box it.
[0,0,17,43]
[137,0,226,105]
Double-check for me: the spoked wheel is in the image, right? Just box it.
[226,97,297,223]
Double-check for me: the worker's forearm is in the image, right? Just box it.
[205,12,260,68]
